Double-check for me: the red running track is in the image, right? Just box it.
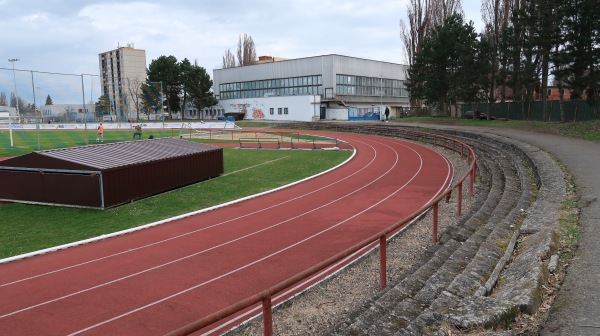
[0,131,453,335]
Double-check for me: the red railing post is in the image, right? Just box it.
[379,236,387,289]
[432,203,439,244]
[263,296,273,336]
[461,143,464,158]
[458,182,463,216]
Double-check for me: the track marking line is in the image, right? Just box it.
[68,138,453,334]
[0,138,384,320]
[1,133,454,336]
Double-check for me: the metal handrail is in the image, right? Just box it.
[167,125,476,336]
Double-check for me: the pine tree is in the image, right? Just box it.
[407,14,480,116]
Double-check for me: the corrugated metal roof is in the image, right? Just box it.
[36,138,219,170]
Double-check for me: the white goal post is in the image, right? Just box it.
[0,112,15,147]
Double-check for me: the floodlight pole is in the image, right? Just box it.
[9,59,20,122]
[8,116,13,147]
[81,75,89,142]
[31,71,40,150]
[160,82,165,131]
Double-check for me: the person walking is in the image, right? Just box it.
[96,122,104,142]
[385,107,390,122]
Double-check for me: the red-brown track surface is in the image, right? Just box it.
[0,131,453,335]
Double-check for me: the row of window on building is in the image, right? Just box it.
[220,75,323,92]
[218,74,409,100]
[270,107,289,115]
[335,75,409,98]
[221,86,323,99]
[219,75,323,100]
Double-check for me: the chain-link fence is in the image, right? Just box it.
[0,67,171,124]
[0,67,103,123]
[462,100,598,121]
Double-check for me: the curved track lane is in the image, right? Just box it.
[0,131,453,335]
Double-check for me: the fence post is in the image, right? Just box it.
[380,236,387,289]
[262,296,273,336]
[432,203,439,244]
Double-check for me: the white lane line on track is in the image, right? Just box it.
[3,134,452,336]
[67,138,417,335]
[205,136,455,335]
[0,137,387,318]
[0,157,291,288]
[0,137,374,318]
[0,148,361,287]
[68,138,456,335]
[0,144,354,266]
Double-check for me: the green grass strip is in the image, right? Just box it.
[0,148,351,259]
[394,117,600,141]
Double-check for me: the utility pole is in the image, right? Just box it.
[9,59,20,122]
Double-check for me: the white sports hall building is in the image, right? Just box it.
[212,54,410,122]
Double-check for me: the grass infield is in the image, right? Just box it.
[0,129,352,259]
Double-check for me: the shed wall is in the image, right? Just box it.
[0,170,101,207]
[0,145,224,209]
[102,148,223,207]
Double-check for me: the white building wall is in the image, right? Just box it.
[326,108,348,120]
[40,103,95,120]
[213,55,408,97]
[214,95,322,122]
[0,106,17,118]
[212,54,410,121]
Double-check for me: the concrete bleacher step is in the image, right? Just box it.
[328,133,536,335]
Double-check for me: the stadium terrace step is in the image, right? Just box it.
[325,128,538,335]
[276,123,564,335]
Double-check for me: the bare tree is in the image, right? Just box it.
[400,0,463,106]
[431,0,463,26]
[222,49,236,68]
[400,0,431,67]
[400,0,464,66]
[483,0,515,103]
[126,77,144,121]
[236,33,257,66]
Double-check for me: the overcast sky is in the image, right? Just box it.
[1,0,484,77]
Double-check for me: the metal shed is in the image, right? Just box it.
[0,138,224,209]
